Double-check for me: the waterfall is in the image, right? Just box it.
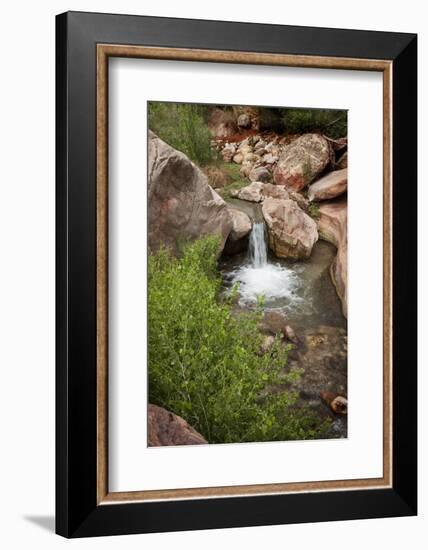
[248,222,267,268]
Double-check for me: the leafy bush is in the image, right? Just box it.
[280,108,347,139]
[148,236,322,443]
[148,102,215,165]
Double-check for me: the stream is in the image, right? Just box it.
[220,198,348,438]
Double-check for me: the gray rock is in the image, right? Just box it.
[148,131,232,254]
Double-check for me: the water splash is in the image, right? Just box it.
[227,220,301,309]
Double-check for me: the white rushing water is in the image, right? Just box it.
[228,222,301,308]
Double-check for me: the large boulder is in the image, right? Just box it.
[148,131,232,254]
[317,199,347,317]
[148,404,207,446]
[262,198,318,259]
[262,183,289,201]
[273,134,331,192]
[308,169,348,201]
[223,207,252,254]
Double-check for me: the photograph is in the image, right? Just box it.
[147,101,348,446]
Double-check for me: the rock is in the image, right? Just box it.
[209,108,237,139]
[237,113,251,128]
[288,191,310,212]
[249,165,271,182]
[317,198,347,317]
[261,183,289,201]
[148,131,232,254]
[239,161,253,178]
[273,134,331,191]
[148,404,207,446]
[260,310,288,336]
[235,181,264,202]
[243,152,258,163]
[223,207,252,255]
[262,198,318,259]
[336,151,348,169]
[221,142,237,162]
[232,152,244,164]
[308,169,348,201]
[260,334,275,354]
[284,324,298,344]
[262,153,278,165]
[320,392,348,415]
[325,135,347,152]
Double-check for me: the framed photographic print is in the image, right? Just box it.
[56,11,417,538]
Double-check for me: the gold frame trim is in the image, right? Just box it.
[96,44,393,505]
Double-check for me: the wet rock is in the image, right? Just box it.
[148,131,232,255]
[273,134,331,192]
[320,392,348,415]
[317,198,347,317]
[223,207,252,255]
[260,310,288,336]
[286,326,347,399]
[284,324,298,344]
[148,404,207,446]
[262,198,318,259]
[308,169,348,201]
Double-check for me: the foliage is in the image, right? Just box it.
[308,202,321,220]
[148,102,215,165]
[215,162,249,199]
[307,201,321,220]
[280,108,347,139]
[148,236,323,444]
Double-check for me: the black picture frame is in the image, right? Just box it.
[56,11,417,538]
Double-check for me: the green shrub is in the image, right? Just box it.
[148,102,215,166]
[308,202,321,220]
[148,236,323,443]
[280,108,347,139]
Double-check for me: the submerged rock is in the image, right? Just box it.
[317,198,347,317]
[148,404,207,446]
[308,169,347,201]
[273,133,331,191]
[262,198,318,259]
[148,131,232,254]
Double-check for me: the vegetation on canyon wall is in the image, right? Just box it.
[148,236,323,443]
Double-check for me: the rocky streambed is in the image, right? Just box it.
[220,198,347,437]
